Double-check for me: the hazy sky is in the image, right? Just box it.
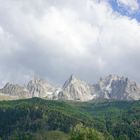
[0,0,140,86]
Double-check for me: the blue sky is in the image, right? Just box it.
[109,0,140,22]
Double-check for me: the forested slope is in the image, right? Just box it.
[0,98,139,140]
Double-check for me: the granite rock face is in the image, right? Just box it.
[0,77,56,99]
[57,75,97,101]
[0,74,140,101]
[0,83,30,98]
[26,77,56,98]
[94,75,140,100]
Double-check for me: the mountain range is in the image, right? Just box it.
[0,74,140,101]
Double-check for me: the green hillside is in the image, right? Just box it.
[0,98,139,140]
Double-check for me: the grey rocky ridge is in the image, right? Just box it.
[94,75,140,100]
[56,75,97,101]
[0,83,30,99]
[27,77,56,99]
[0,74,140,101]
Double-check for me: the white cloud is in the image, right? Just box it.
[0,0,140,86]
[117,0,139,11]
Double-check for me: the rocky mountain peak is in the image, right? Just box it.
[58,75,97,101]
[27,77,56,98]
[69,74,77,81]
[0,82,30,98]
[63,74,80,89]
[95,75,140,100]
[3,82,22,89]
[3,82,11,88]
[0,74,140,101]
[29,76,46,84]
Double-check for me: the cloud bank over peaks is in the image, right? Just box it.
[0,0,140,86]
